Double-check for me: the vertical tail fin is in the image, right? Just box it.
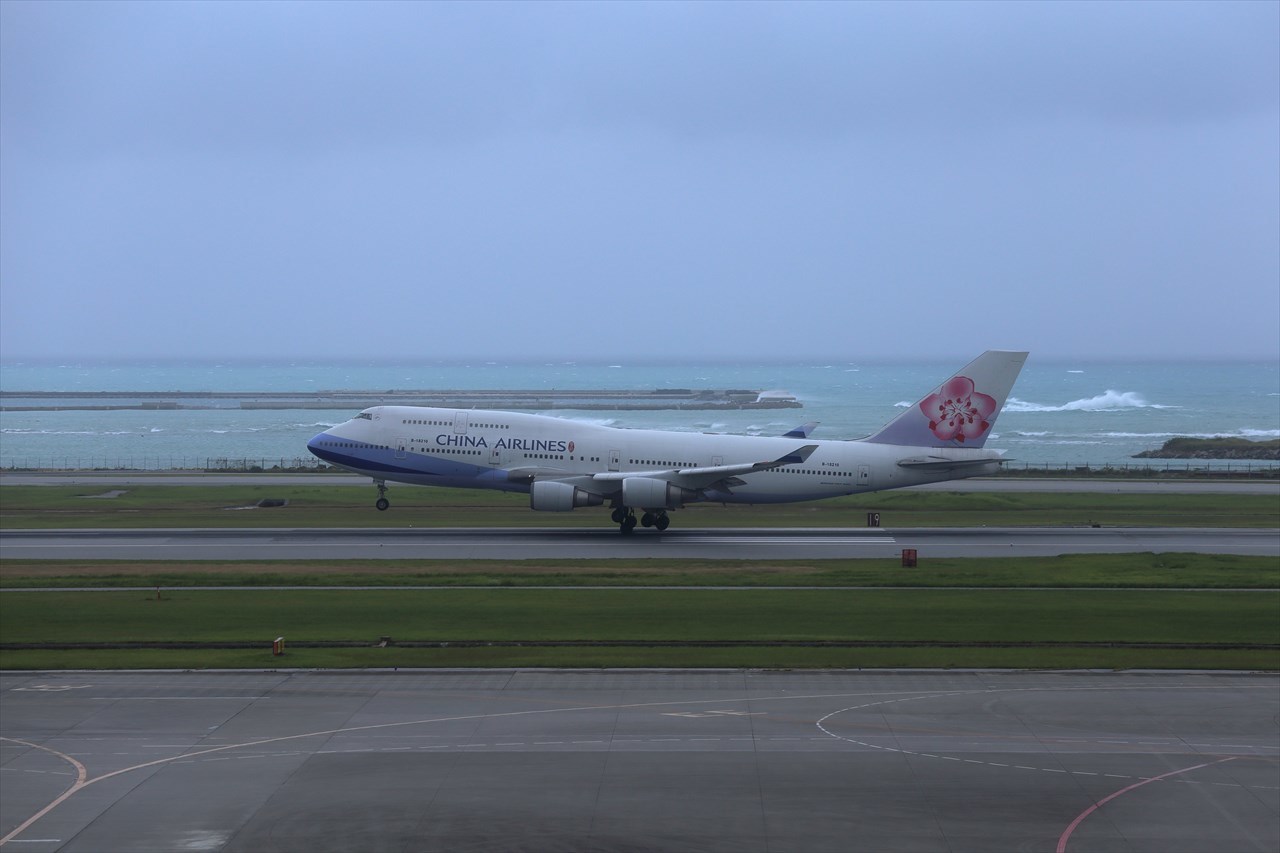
[864,351,1028,448]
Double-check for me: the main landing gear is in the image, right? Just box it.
[610,505,635,534]
[611,505,670,534]
[641,511,670,531]
[374,480,390,511]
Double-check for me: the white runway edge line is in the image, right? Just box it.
[814,688,1273,784]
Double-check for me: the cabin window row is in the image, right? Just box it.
[629,459,698,468]
[401,419,509,429]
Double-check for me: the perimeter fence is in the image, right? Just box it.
[996,461,1278,479]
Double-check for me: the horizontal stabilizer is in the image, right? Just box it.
[896,455,1006,469]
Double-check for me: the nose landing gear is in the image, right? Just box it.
[374,480,390,511]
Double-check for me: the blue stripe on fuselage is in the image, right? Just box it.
[307,432,479,479]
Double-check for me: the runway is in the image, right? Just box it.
[4,471,1277,494]
[3,525,1277,561]
[1,670,1275,852]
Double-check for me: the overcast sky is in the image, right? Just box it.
[2,0,1277,363]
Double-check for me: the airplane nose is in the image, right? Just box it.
[307,431,331,461]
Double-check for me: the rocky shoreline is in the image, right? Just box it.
[1134,437,1280,460]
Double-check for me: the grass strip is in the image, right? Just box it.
[2,553,1277,589]
[2,588,1274,646]
[5,586,1274,670]
[2,646,1277,671]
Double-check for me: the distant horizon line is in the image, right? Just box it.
[2,354,1277,367]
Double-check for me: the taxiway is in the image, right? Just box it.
[2,669,1276,852]
[3,525,1277,561]
[3,472,1277,494]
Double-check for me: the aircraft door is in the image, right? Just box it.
[395,438,408,460]
[858,465,871,486]
[453,412,468,434]
[608,450,621,472]
[489,448,502,467]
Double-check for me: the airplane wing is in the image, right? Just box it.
[504,465,574,482]
[782,421,819,438]
[590,444,820,491]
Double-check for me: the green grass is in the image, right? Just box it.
[4,572,1276,671]
[2,484,1278,528]
[3,588,1275,646]
[3,481,1275,671]
[2,553,1277,589]
[3,646,1276,671]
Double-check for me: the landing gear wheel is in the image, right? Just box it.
[640,512,655,528]
[374,480,390,511]
[654,513,670,531]
[611,506,626,524]
[375,498,390,512]
[620,515,637,534]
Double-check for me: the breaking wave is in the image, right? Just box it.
[2,428,136,436]
[1005,390,1171,413]
[563,417,619,427]
[1101,429,1280,439]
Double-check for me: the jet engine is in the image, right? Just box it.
[530,480,604,512]
[622,477,696,509]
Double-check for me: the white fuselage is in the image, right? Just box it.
[308,405,1003,505]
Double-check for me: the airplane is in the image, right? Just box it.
[306,350,1028,534]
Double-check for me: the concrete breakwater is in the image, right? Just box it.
[1,388,802,412]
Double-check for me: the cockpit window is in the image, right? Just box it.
[355,412,373,421]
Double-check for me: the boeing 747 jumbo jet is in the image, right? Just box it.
[307,350,1028,534]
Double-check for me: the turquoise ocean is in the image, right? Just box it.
[1,359,1277,471]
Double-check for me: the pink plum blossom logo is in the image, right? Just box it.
[919,376,997,443]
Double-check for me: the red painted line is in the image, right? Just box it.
[1055,757,1237,853]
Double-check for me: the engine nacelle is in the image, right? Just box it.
[622,477,696,509]
[530,480,604,512]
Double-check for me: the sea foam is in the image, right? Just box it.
[1006,390,1170,413]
